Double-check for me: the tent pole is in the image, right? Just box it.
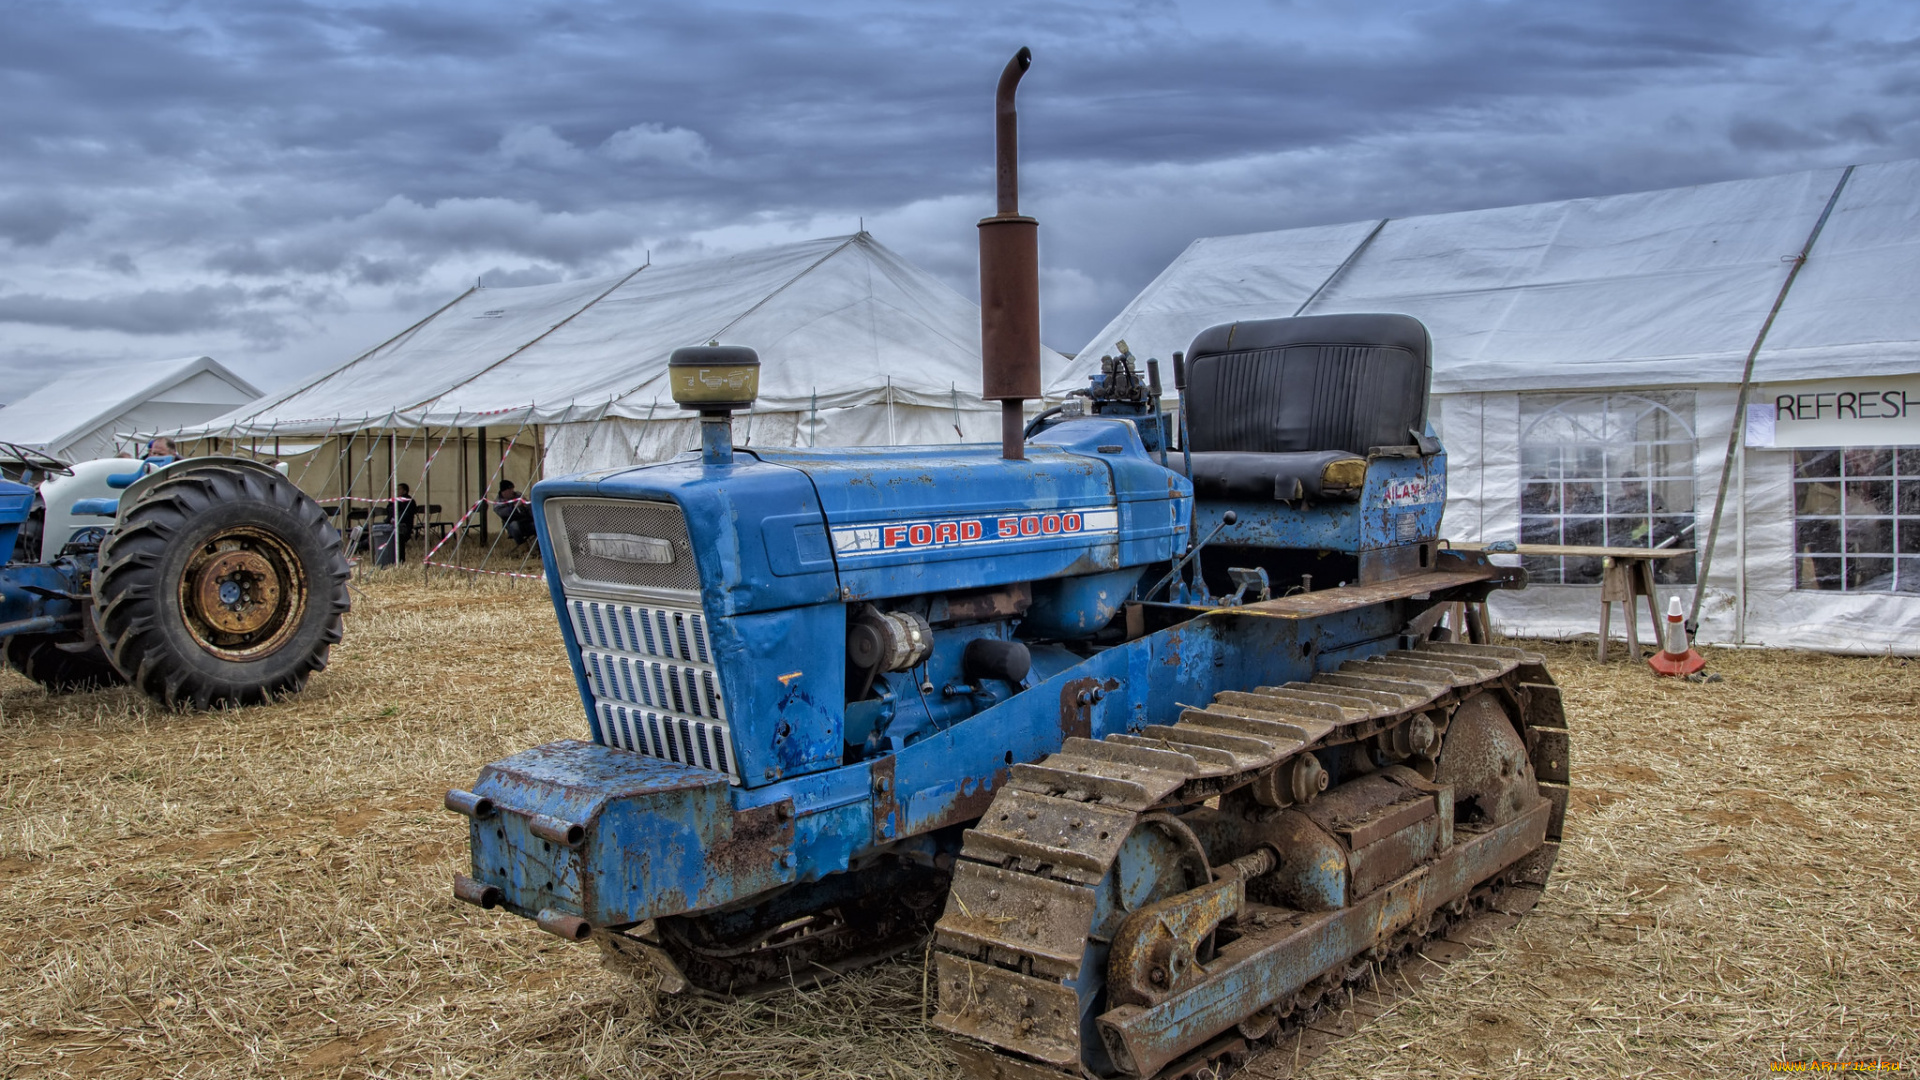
[422,426,432,584]
[1689,164,1853,637]
[1735,435,1747,644]
[454,428,468,571]
[477,426,489,544]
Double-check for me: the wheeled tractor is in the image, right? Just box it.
[1,444,349,708]
[448,50,1569,1078]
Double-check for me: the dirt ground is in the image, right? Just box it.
[1,575,1915,1079]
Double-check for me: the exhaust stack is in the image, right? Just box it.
[979,47,1040,461]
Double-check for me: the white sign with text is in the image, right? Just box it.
[1747,374,1920,449]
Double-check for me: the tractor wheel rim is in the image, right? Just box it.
[180,527,307,660]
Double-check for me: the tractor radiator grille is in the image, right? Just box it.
[566,597,737,783]
[595,703,735,778]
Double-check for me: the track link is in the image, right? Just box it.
[930,639,1569,1079]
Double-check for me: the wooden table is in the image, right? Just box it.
[1453,544,1695,661]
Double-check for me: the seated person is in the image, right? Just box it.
[384,482,420,560]
[495,480,538,550]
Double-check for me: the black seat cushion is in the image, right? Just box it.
[1185,313,1431,458]
[1188,450,1366,501]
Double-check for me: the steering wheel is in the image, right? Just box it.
[0,441,75,476]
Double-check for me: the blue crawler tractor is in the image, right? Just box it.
[449,50,1568,1078]
[0,446,349,707]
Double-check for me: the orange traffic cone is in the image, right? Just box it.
[1648,596,1706,677]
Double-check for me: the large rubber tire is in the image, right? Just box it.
[3,633,124,693]
[93,466,350,708]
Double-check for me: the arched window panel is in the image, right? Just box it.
[1517,391,1698,585]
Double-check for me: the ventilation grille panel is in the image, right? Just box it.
[564,594,737,783]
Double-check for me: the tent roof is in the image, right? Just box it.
[0,355,261,452]
[185,233,1070,437]
[1051,158,1920,396]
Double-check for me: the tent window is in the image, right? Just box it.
[1517,392,1697,585]
[1791,448,1920,593]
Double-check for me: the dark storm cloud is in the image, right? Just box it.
[0,195,90,247]
[0,284,250,335]
[0,0,1916,381]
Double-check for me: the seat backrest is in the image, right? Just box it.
[1184,314,1431,456]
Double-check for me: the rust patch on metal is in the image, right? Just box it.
[950,768,1004,825]
[941,582,1031,624]
[869,756,898,844]
[707,800,795,877]
[1060,677,1098,742]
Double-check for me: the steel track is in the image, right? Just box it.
[929,639,1569,1079]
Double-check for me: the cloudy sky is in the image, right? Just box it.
[1,0,1916,397]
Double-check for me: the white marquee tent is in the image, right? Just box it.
[1053,158,1920,654]
[175,233,1070,528]
[0,355,261,463]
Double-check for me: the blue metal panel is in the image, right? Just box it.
[469,740,793,926]
[0,562,86,635]
[754,418,1185,602]
[713,604,846,781]
[69,498,121,518]
[1194,448,1447,553]
[0,479,34,526]
[529,501,606,748]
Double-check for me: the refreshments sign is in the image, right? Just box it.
[1747,375,1920,449]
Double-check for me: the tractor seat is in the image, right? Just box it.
[1182,313,1431,502]
[1187,449,1368,501]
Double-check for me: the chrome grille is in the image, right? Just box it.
[578,650,725,720]
[566,595,737,782]
[548,498,701,598]
[571,598,714,666]
[596,703,734,776]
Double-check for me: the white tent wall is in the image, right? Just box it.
[1438,387,1920,656]
[542,403,1005,476]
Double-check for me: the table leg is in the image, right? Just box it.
[1626,593,1641,658]
[1597,595,1611,662]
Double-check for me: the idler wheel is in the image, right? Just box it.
[1433,693,1538,826]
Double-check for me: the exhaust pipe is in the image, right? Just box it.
[979,47,1040,461]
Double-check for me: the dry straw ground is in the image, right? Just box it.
[1,575,1915,1079]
